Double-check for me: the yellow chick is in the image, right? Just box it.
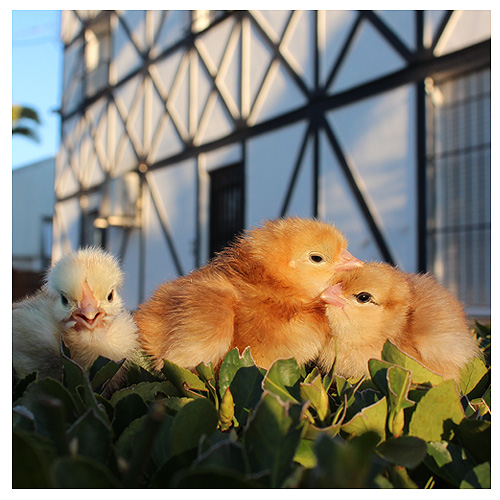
[318,262,481,382]
[135,217,363,371]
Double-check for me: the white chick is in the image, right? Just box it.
[13,247,138,382]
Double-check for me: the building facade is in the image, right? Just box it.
[55,10,491,316]
[13,157,55,299]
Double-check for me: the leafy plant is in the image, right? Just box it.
[12,325,490,488]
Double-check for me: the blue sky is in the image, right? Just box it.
[12,10,63,169]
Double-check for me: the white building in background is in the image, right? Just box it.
[54,10,491,317]
[12,157,55,272]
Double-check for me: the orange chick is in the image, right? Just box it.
[13,247,139,381]
[318,262,481,382]
[135,217,363,371]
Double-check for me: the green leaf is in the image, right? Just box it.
[218,347,259,398]
[120,403,168,487]
[376,436,427,469]
[51,456,120,488]
[196,361,218,405]
[306,432,382,488]
[294,438,317,468]
[228,364,264,426]
[170,468,260,488]
[341,397,387,442]
[300,369,330,422]
[460,462,491,489]
[13,430,52,488]
[89,356,125,392]
[458,356,488,396]
[456,419,490,464]
[67,408,112,463]
[16,378,78,436]
[169,397,219,457]
[13,371,37,403]
[425,441,476,487]
[161,359,209,399]
[194,437,249,474]
[262,358,302,404]
[149,448,198,488]
[244,392,303,488]
[409,380,464,442]
[110,381,179,406]
[112,393,150,436]
[381,340,443,386]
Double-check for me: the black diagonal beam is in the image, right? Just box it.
[280,121,313,216]
[320,115,396,265]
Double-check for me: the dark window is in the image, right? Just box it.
[426,67,490,316]
[209,162,245,257]
[81,209,107,249]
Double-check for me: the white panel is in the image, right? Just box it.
[113,13,144,83]
[146,160,197,275]
[61,38,84,115]
[149,115,184,164]
[247,121,310,226]
[319,131,382,263]
[424,10,447,48]
[52,198,81,261]
[331,18,406,94]
[250,60,308,124]
[196,15,236,72]
[434,10,490,56]
[61,10,84,44]
[204,144,242,171]
[281,10,315,90]
[120,10,147,54]
[151,10,190,58]
[320,11,356,87]
[376,10,415,51]
[253,10,290,41]
[118,227,141,309]
[326,86,417,271]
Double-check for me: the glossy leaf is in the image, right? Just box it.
[244,392,302,487]
[459,356,488,396]
[381,341,443,386]
[218,347,259,397]
[12,430,52,488]
[169,397,219,456]
[161,359,208,399]
[341,397,388,442]
[67,408,112,463]
[376,436,427,468]
[300,369,330,422]
[460,462,491,489]
[409,380,464,442]
[51,456,120,488]
[262,358,302,404]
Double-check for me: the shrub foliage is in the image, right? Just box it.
[12,324,490,488]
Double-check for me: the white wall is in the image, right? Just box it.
[12,157,55,271]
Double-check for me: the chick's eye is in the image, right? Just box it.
[309,254,324,264]
[107,290,114,302]
[60,293,69,306]
[355,292,373,304]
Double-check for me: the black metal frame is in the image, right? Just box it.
[59,10,491,280]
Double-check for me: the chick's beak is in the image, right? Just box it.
[334,248,363,272]
[321,283,349,309]
[72,281,105,331]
